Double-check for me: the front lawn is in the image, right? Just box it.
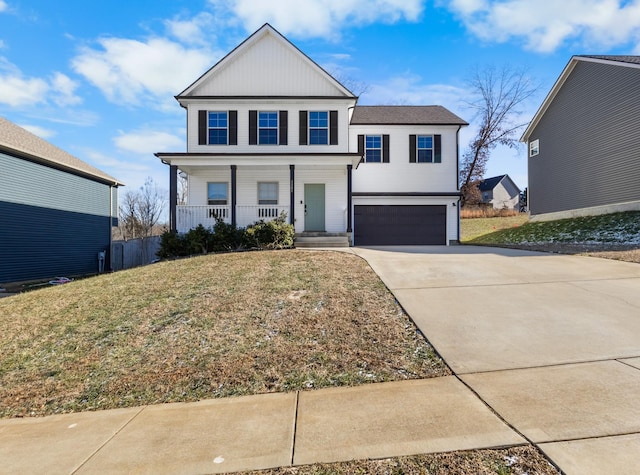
[0,250,448,418]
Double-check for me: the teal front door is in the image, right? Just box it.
[304,184,325,231]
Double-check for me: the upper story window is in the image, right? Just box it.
[207,182,228,205]
[299,110,338,145]
[529,139,539,157]
[409,134,441,163]
[365,135,382,163]
[417,135,433,163]
[259,111,278,145]
[249,110,287,145]
[357,134,389,163]
[208,112,228,144]
[198,110,237,145]
[309,111,328,144]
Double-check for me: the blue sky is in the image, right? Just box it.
[2,0,640,198]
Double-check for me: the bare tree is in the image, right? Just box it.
[118,177,167,240]
[460,66,538,206]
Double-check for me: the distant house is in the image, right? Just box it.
[478,174,521,210]
[156,23,467,246]
[0,116,123,284]
[521,55,640,221]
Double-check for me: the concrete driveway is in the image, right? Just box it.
[354,245,640,474]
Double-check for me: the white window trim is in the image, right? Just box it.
[207,111,228,145]
[207,182,228,205]
[365,135,382,163]
[530,139,540,157]
[258,181,278,205]
[309,111,329,145]
[258,111,278,145]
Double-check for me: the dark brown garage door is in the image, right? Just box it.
[354,205,447,245]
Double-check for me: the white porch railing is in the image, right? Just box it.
[176,205,289,232]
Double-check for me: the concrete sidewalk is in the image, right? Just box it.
[2,246,640,474]
[0,378,523,474]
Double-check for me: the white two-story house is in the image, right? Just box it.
[156,24,467,246]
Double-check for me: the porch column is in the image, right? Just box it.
[169,165,177,232]
[347,164,353,233]
[231,165,237,227]
[289,165,295,225]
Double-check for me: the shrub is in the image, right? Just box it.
[245,213,295,249]
[157,214,295,258]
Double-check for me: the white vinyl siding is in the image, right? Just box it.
[350,125,459,193]
[185,101,353,154]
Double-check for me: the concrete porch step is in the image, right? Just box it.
[294,233,350,248]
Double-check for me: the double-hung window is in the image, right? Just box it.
[207,182,228,205]
[309,111,329,144]
[417,135,434,163]
[365,135,382,163]
[258,182,278,205]
[259,111,278,145]
[529,139,539,157]
[409,134,441,163]
[208,112,228,145]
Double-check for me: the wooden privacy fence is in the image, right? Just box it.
[111,236,161,272]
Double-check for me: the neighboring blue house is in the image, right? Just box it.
[0,116,123,284]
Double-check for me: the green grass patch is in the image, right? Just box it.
[465,211,640,245]
[461,215,529,242]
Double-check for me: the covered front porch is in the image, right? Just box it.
[157,153,361,235]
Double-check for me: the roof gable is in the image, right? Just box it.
[0,116,122,186]
[179,24,354,98]
[350,105,468,125]
[521,55,640,141]
[479,174,520,193]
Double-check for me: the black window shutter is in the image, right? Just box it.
[249,110,257,145]
[357,135,364,158]
[382,134,390,163]
[434,134,441,163]
[198,110,207,145]
[409,134,417,163]
[329,110,338,145]
[279,111,288,145]
[299,110,308,145]
[228,110,238,145]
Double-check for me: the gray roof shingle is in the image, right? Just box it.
[579,55,640,65]
[350,105,468,126]
[0,116,122,185]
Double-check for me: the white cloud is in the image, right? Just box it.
[363,73,469,112]
[447,0,640,53]
[0,1,7,13]
[0,58,82,107]
[71,37,214,105]
[211,0,424,39]
[50,72,82,106]
[114,129,184,155]
[165,12,217,46]
[19,123,56,139]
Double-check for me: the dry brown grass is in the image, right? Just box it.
[461,207,522,219]
[242,445,560,475]
[0,250,449,418]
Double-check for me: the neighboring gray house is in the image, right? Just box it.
[0,116,123,284]
[521,55,640,221]
[478,174,521,210]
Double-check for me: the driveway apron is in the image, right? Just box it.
[354,245,640,475]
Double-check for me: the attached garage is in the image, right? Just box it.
[353,205,447,245]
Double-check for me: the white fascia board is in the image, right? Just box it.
[162,154,361,168]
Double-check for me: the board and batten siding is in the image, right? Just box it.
[528,60,640,216]
[0,152,114,283]
[188,32,346,97]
